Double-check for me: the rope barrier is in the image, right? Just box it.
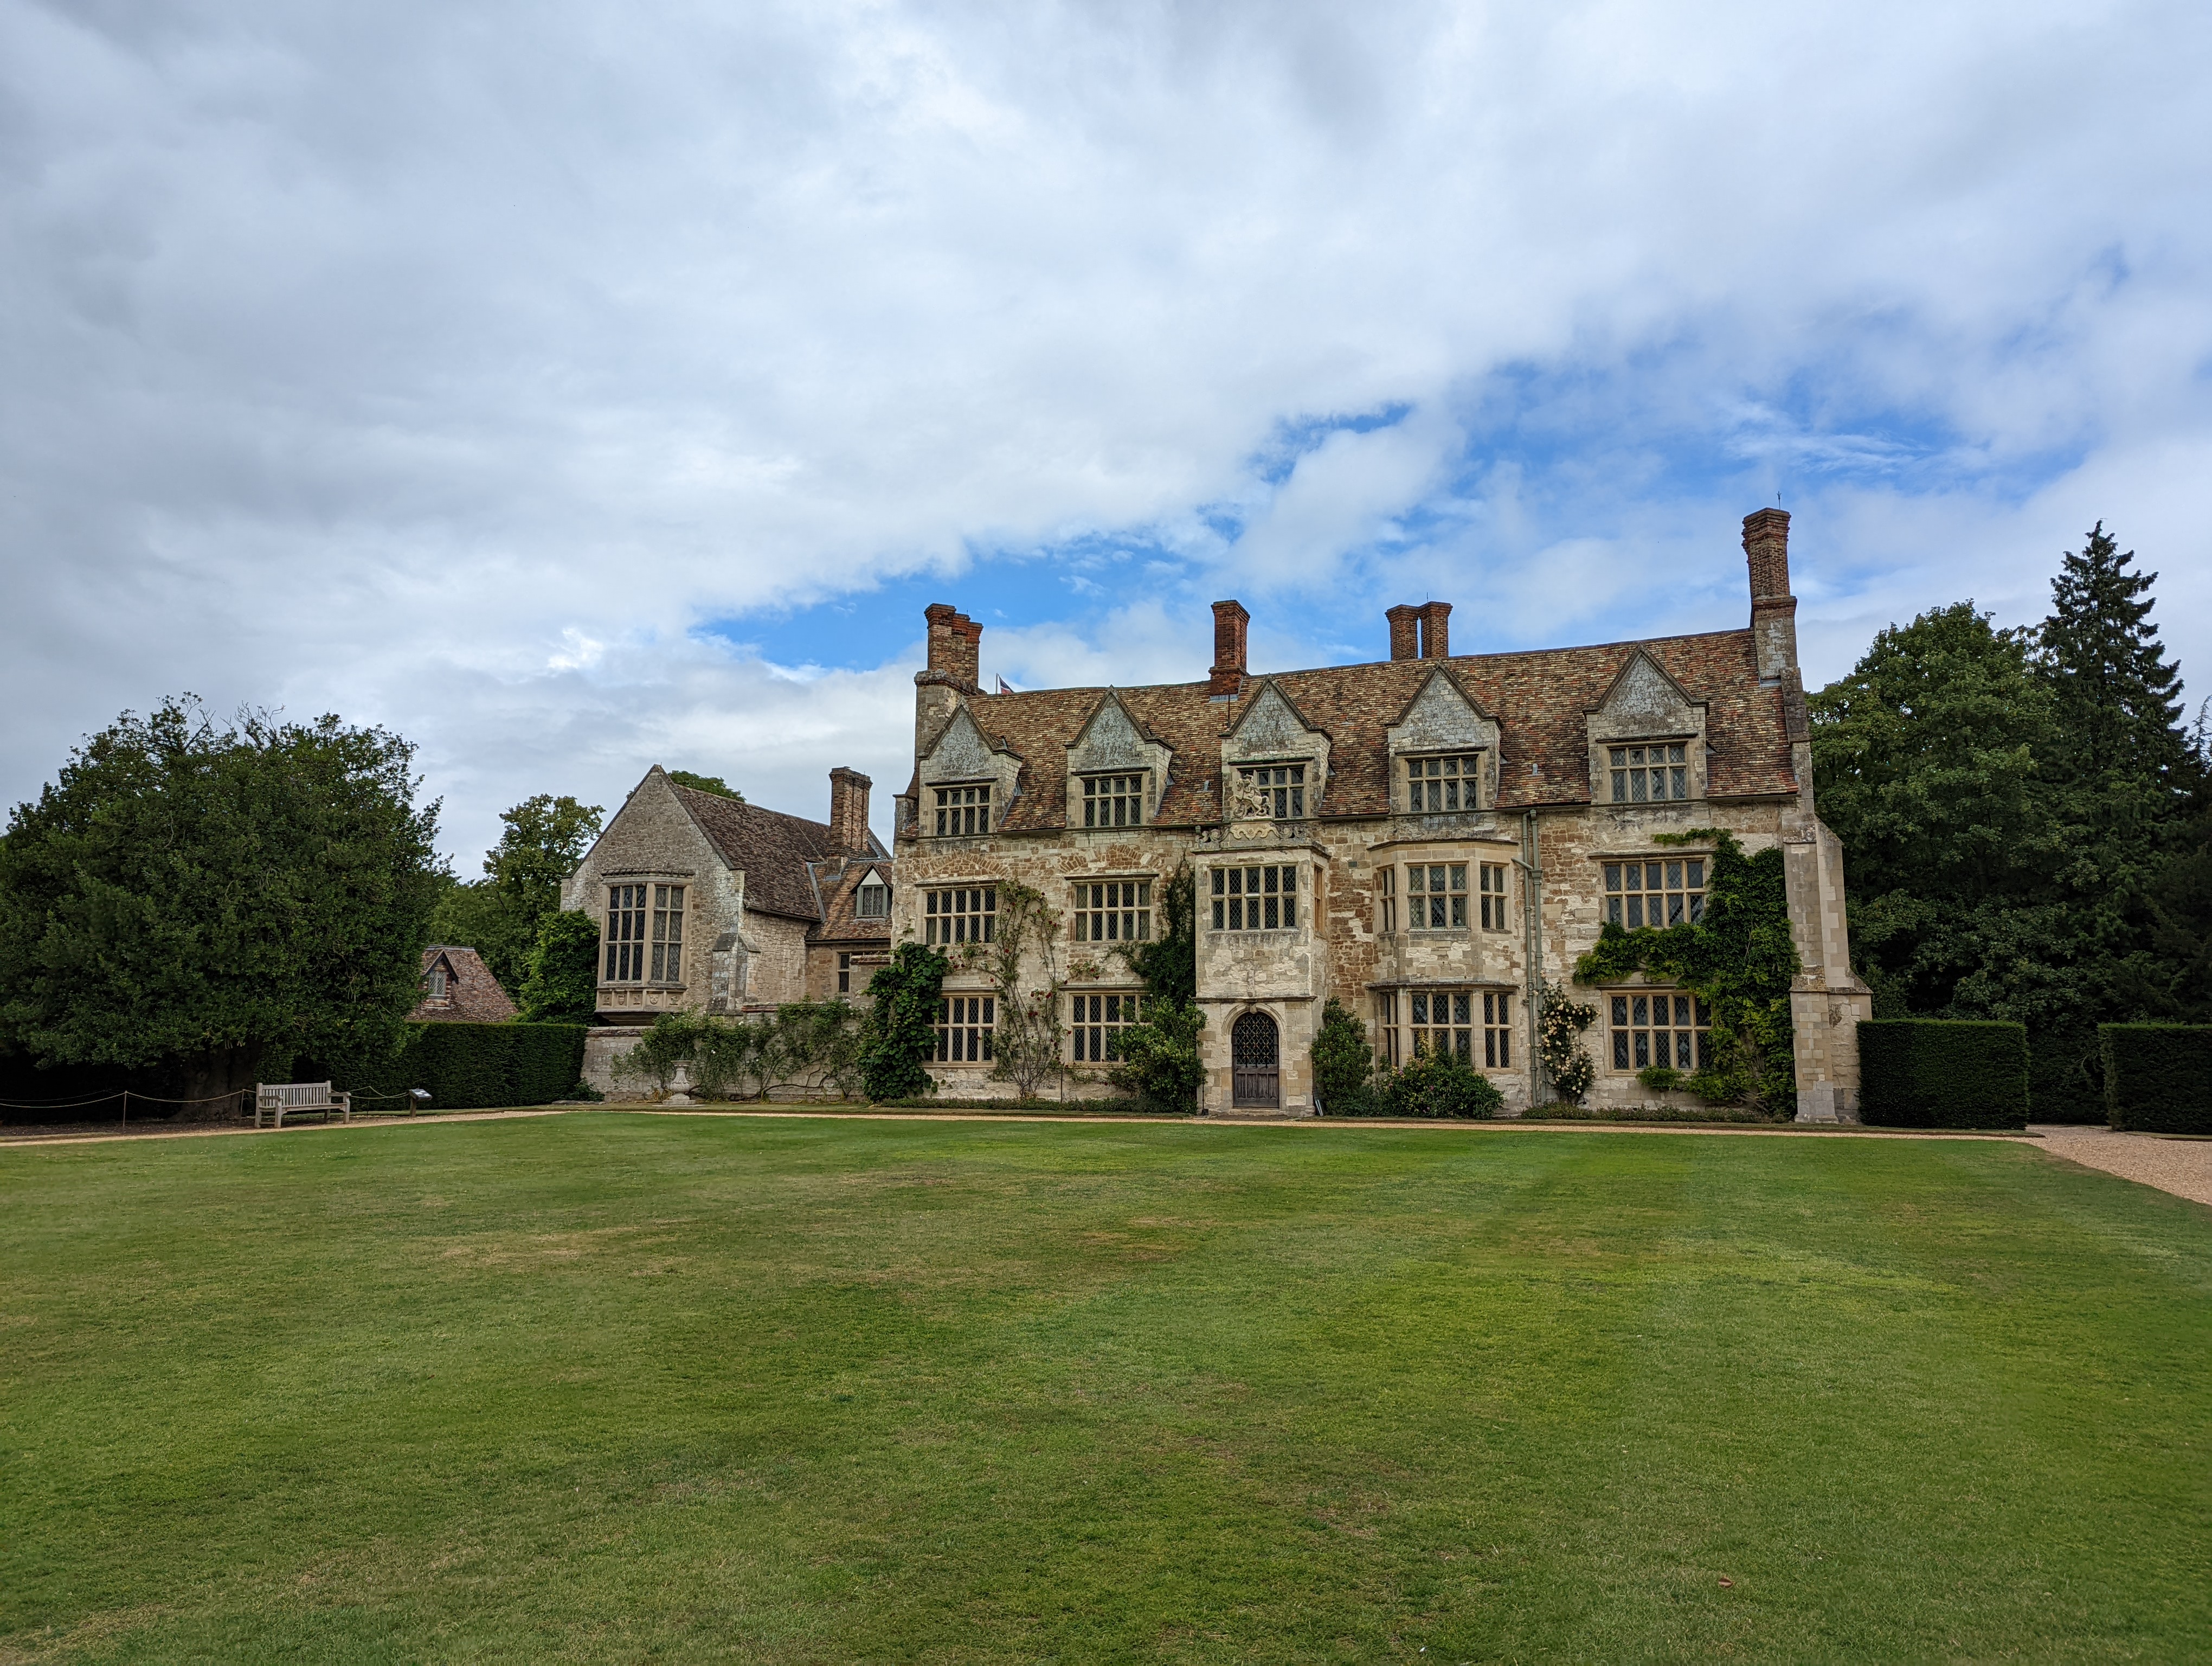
[0,1088,250,1109]
[4,1084,429,1125]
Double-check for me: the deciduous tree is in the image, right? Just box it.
[427,793,603,992]
[0,698,441,1104]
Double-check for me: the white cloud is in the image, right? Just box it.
[3,0,2208,860]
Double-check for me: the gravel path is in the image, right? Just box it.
[2031,1124,2212,1209]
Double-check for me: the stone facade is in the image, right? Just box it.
[560,767,891,1095]
[893,510,1872,1119]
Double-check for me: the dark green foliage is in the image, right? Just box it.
[1362,1050,1504,1119]
[664,771,743,799]
[1110,999,1205,1114]
[0,697,441,1103]
[861,942,948,1101]
[2146,759,2212,1021]
[376,1022,588,1110]
[1309,998,1374,1115]
[2099,1024,2212,1135]
[1117,863,1196,1007]
[1573,830,1798,1112]
[519,909,602,1024]
[1859,1020,2028,1129]
[1111,863,1205,1113]
[2043,524,2192,795]
[1813,534,2207,1120]
[426,794,604,994]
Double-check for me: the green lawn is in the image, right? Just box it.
[4,1116,2207,1664]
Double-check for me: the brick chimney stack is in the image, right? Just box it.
[1386,605,1420,661]
[1210,600,1250,698]
[1417,600,1452,659]
[922,603,983,693]
[1742,509,1798,684]
[828,767,872,854]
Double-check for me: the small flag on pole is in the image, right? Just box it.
[996,675,1018,694]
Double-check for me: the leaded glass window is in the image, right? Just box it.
[1407,862,1467,928]
[1082,773,1144,828]
[924,887,995,945]
[1070,992,1143,1062]
[1609,991,1712,1072]
[1210,864,1298,931]
[1073,881,1150,943]
[1609,743,1690,803]
[605,884,647,982]
[1406,754,1480,811]
[1240,764,1305,818]
[935,784,990,836]
[1603,858,1706,928]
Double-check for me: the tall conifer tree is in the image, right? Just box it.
[2040,523,2189,796]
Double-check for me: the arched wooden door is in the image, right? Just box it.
[1231,1010,1281,1108]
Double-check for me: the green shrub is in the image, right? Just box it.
[1110,999,1205,1114]
[1346,1051,1504,1120]
[388,1021,588,1110]
[2099,1024,2212,1135]
[1637,1063,1684,1092]
[1859,1020,2028,1129]
[1310,998,1375,1115]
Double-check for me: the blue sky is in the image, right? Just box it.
[3,1,2207,861]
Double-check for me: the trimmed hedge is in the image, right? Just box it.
[2100,1024,2212,1135]
[393,1022,588,1110]
[1859,1020,2028,1129]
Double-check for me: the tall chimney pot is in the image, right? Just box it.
[1417,600,1452,659]
[922,603,982,693]
[1742,509,1797,682]
[828,767,872,854]
[1386,604,1420,662]
[1210,600,1250,698]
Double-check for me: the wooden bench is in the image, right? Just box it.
[254,1081,351,1129]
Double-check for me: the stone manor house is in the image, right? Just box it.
[565,509,1869,1119]
[893,509,1867,1119]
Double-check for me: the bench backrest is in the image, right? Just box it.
[259,1081,335,1107]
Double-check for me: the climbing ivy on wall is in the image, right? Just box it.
[1573,829,1801,1114]
[860,941,949,1101]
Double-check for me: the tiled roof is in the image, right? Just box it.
[807,855,895,945]
[958,629,1796,832]
[409,946,518,1023]
[673,784,885,921]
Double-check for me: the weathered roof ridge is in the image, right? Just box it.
[936,625,1793,829]
[670,782,847,921]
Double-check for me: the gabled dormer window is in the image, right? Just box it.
[1405,753,1481,811]
[1609,744,1689,804]
[427,965,448,999]
[1238,764,1305,819]
[1082,773,1144,828]
[856,877,890,918]
[935,784,990,836]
